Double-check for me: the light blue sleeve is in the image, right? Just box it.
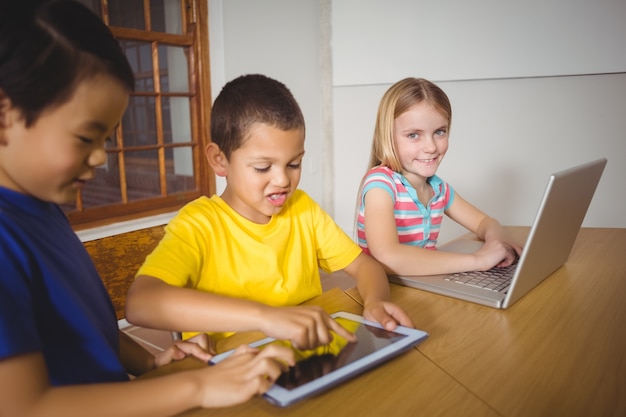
[361,171,396,205]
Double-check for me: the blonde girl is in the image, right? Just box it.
[356,78,522,276]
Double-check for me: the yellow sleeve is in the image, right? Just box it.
[135,200,207,288]
[305,193,362,273]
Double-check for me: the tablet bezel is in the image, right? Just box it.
[208,311,428,407]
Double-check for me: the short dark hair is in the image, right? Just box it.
[0,0,135,127]
[210,74,305,159]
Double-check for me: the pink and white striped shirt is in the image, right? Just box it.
[356,166,454,254]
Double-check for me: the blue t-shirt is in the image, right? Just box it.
[0,187,128,385]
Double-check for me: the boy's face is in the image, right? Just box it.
[0,75,129,204]
[219,123,305,224]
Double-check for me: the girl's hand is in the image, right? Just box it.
[474,239,520,270]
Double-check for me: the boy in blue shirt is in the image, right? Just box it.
[0,2,293,416]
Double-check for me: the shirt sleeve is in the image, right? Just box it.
[361,168,397,206]
[136,208,205,288]
[307,196,362,273]
[441,179,456,211]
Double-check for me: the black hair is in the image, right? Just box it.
[210,74,305,159]
[0,0,135,127]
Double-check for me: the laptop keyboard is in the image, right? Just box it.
[444,264,517,293]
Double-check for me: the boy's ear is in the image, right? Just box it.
[205,142,228,177]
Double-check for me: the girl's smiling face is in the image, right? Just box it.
[0,74,129,204]
[393,101,449,184]
[217,123,305,224]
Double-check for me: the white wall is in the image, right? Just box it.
[333,74,626,243]
[332,0,626,84]
[330,0,626,242]
[209,0,328,208]
[209,0,625,245]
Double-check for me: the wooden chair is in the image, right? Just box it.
[83,225,166,321]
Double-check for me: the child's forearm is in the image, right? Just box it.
[347,252,414,330]
[370,240,481,277]
[358,276,391,308]
[125,275,270,334]
[126,276,354,348]
[118,330,155,376]
[345,253,391,305]
[477,216,505,242]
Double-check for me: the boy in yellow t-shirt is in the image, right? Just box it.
[125,74,413,350]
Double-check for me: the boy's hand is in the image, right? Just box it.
[154,333,216,368]
[258,305,357,350]
[196,344,295,408]
[363,301,414,331]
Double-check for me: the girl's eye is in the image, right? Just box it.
[288,162,301,169]
[435,129,447,137]
[407,132,419,139]
[254,166,271,173]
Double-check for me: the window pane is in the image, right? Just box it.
[123,96,158,147]
[151,0,183,34]
[165,146,196,194]
[159,45,189,93]
[108,0,145,30]
[163,97,192,145]
[121,40,154,93]
[125,150,162,201]
[162,96,195,193]
[167,146,195,193]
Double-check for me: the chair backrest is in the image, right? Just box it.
[83,225,166,320]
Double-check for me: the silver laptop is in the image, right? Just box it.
[389,158,607,309]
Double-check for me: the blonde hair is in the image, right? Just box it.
[368,78,452,171]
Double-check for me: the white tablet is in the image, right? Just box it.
[209,311,428,407]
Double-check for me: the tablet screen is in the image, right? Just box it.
[209,311,428,407]
[273,317,406,390]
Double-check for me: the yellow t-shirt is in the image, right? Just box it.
[137,190,362,339]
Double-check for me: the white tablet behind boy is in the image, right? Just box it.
[209,311,428,407]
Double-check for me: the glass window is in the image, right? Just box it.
[63,0,213,228]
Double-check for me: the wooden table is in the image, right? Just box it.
[143,288,500,417]
[348,227,626,417]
